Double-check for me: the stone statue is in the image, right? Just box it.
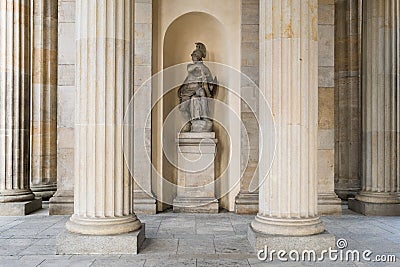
[178,43,218,132]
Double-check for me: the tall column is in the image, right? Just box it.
[349,0,400,216]
[57,0,144,255]
[334,0,362,201]
[248,0,334,251]
[0,0,42,215]
[31,0,58,200]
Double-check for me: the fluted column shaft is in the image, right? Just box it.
[356,0,400,204]
[334,0,362,200]
[31,0,58,199]
[0,0,35,202]
[66,0,141,235]
[252,0,324,236]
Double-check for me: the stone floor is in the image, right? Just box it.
[0,205,399,266]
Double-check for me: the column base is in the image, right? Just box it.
[348,198,400,216]
[251,215,325,236]
[248,225,336,253]
[355,191,400,204]
[31,184,57,200]
[0,198,42,216]
[57,224,145,255]
[49,190,74,215]
[173,197,219,213]
[318,193,342,215]
[335,188,359,200]
[235,192,259,214]
[0,189,35,202]
[133,191,157,214]
[66,215,142,235]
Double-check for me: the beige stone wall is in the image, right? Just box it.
[133,0,157,214]
[240,0,259,181]
[317,0,342,214]
[57,0,75,195]
[236,0,259,214]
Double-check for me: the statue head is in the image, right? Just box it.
[195,42,207,58]
[191,50,203,62]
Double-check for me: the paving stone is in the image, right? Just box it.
[152,233,175,239]
[140,239,178,255]
[0,255,21,260]
[0,257,45,267]
[0,245,31,256]
[19,245,56,255]
[144,258,196,267]
[248,257,306,266]
[158,227,196,235]
[173,233,214,239]
[197,258,250,267]
[214,236,254,255]
[177,238,215,254]
[5,238,38,246]
[38,258,94,267]
[69,255,122,261]
[2,228,43,238]
[90,259,145,267]
[32,238,57,246]
[233,224,249,234]
[0,220,24,230]
[21,255,71,261]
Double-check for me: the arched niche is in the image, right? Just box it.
[152,1,241,211]
[161,12,230,209]
[163,12,228,67]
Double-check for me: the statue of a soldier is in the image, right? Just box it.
[178,43,218,132]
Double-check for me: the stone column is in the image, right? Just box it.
[248,0,334,251]
[334,0,362,201]
[57,0,144,255]
[349,0,400,216]
[0,0,42,215]
[31,0,58,200]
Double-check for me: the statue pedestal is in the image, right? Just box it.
[173,132,219,213]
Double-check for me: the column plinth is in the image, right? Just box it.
[49,190,73,215]
[349,0,400,216]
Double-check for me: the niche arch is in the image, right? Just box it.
[163,12,228,67]
[152,1,241,211]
